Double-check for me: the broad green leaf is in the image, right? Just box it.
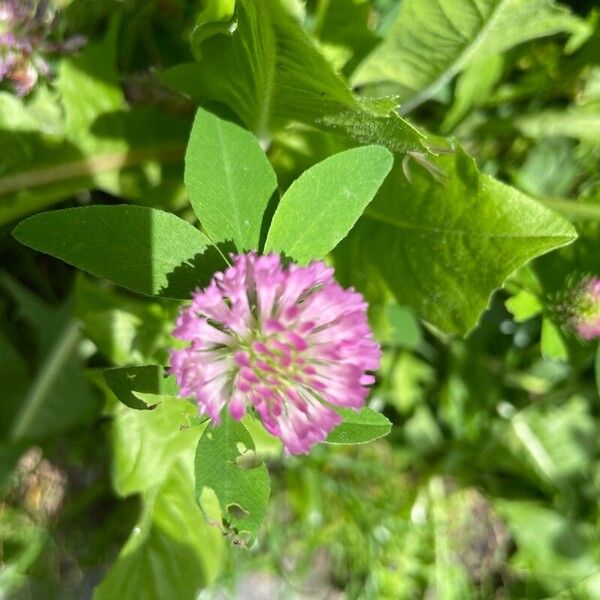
[195,417,270,542]
[111,400,200,497]
[376,304,423,349]
[185,108,277,251]
[353,0,589,114]
[95,464,223,600]
[505,290,543,322]
[100,375,223,599]
[74,275,176,367]
[13,206,224,298]
[163,0,358,137]
[334,147,577,334]
[326,408,392,445]
[104,365,179,410]
[541,316,569,362]
[57,16,122,136]
[265,145,393,262]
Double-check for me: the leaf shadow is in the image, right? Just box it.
[158,241,235,299]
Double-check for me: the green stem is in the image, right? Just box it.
[10,320,82,442]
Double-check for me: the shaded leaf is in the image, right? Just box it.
[0,27,189,226]
[163,0,357,136]
[0,273,98,441]
[95,464,223,600]
[104,365,179,410]
[13,206,224,298]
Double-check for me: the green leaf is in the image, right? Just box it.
[74,275,175,367]
[104,365,179,410]
[163,0,358,137]
[312,0,379,75]
[441,53,504,132]
[185,108,277,251]
[334,147,577,334]
[99,372,224,599]
[382,304,423,349]
[326,408,392,445]
[515,107,600,142]
[13,206,224,298]
[0,273,98,442]
[265,145,393,262]
[191,0,237,50]
[541,316,569,362]
[94,464,223,600]
[318,109,426,156]
[111,400,200,497]
[505,289,543,323]
[195,417,270,542]
[353,0,590,114]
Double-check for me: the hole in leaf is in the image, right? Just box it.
[235,449,262,470]
[227,503,249,520]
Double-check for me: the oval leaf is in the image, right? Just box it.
[326,407,392,445]
[13,205,224,298]
[195,417,270,543]
[185,108,277,251]
[264,145,393,263]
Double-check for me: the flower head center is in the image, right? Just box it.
[234,319,317,396]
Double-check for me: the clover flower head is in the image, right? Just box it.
[170,252,381,455]
[566,276,600,340]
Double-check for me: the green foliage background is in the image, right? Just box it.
[1,0,600,598]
